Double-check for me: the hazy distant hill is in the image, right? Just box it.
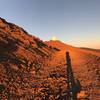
[80,47,100,55]
[80,47,100,52]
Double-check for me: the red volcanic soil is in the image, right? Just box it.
[46,40,100,100]
[46,40,100,66]
[0,18,100,100]
[0,18,57,99]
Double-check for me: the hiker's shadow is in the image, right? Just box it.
[75,79,81,94]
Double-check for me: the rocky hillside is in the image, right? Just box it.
[0,18,100,100]
[0,18,63,100]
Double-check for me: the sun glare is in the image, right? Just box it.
[51,36,58,41]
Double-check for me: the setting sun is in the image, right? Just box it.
[51,36,58,41]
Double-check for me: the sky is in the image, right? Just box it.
[0,0,100,49]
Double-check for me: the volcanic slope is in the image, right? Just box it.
[0,18,100,100]
[46,40,100,100]
[0,18,62,100]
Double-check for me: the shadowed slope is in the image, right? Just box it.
[0,18,59,99]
